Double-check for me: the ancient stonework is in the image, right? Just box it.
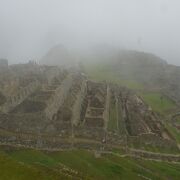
[0,61,179,152]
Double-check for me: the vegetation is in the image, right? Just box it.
[85,63,143,90]
[176,117,180,123]
[0,151,67,180]
[165,123,180,144]
[1,56,179,179]
[85,63,176,114]
[140,92,176,114]
[1,148,180,180]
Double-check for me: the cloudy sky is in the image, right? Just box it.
[0,0,180,65]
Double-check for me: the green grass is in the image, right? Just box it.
[85,63,176,114]
[165,123,180,144]
[104,155,178,180]
[1,148,180,180]
[85,62,177,114]
[140,92,176,114]
[0,151,67,180]
[85,64,143,90]
[6,149,57,167]
[85,63,176,113]
[135,158,180,180]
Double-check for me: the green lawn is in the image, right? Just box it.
[1,148,180,180]
[140,92,176,114]
[0,151,67,180]
[85,64,143,90]
[6,149,57,167]
[134,158,180,180]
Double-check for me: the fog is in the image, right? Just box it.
[0,0,180,65]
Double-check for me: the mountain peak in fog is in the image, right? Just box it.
[40,44,75,67]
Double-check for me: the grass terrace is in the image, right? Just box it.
[85,63,143,90]
[0,148,180,180]
[140,92,176,114]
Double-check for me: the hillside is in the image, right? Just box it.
[40,46,180,103]
[84,49,180,104]
[0,147,180,180]
[0,51,180,179]
[40,45,76,67]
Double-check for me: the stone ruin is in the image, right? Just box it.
[0,61,178,152]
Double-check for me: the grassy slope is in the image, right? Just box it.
[1,148,180,180]
[165,123,180,144]
[1,63,179,179]
[140,92,176,114]
[85,63,176,113]
[0,151,67,180]
[85,62,180,147]
[85,63,143,90]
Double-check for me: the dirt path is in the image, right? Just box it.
[0,135,180,163]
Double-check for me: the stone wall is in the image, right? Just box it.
[44,73,73,120]
[74,126,105,141]
[128,133,179,152]
[0,80,40,113]
[71,78,87,126]
[43,66,61,85]
[83,81,107,128]
[103,85,110,130]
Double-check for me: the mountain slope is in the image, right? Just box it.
[84,49,180,104]
[1,148,180,180]
[40,44,75,67]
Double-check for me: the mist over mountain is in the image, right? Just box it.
[40,44,180,105]
[1,1,180,179]
[40,45,74,67]
[0,0,180,65]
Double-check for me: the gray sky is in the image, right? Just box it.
[0,0,180,65]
